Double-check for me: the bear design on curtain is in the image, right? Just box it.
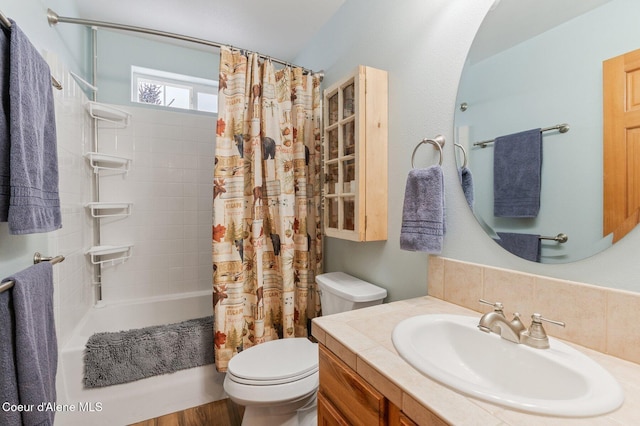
[213,47,323,372]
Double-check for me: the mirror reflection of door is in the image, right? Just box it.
[603,47,640,243]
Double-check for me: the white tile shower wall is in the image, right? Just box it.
[45,52,95,347]
[97,106,215,302]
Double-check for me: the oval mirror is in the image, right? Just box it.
[454,0,640,263]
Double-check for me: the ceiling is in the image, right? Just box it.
[71,0,345,62]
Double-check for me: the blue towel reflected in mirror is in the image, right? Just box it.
[495,232,541,262]
[493,128,542,218]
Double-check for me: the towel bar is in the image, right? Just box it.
[33,252,66,265]
[411,135,445,168]
[474,124,570,148]
[539,233,568,243]
[0,9,63,90]
[0,252,65,294]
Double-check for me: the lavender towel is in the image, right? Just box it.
[400,166,445,253]
[495,232,541,262]
[0,26,10,221]
[458,166,474,209]
[493,128,542,217]
[6,19,61,234]
[0,262,58,426]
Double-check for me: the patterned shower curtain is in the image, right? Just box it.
[213,47,323,372]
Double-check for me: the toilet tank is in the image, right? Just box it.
[316,272,387,316]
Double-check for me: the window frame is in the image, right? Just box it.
[131,65,218,113]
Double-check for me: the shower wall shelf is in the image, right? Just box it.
[86,244,134,265]
[85,101,131,127]
[85,202,133,218]
[85,152,132,174]
[83,101,134,301]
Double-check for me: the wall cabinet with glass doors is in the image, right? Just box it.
[323,65,388,241]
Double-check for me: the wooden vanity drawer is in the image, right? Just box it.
[319,344,387,425]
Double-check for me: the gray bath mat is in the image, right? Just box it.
[83,316,214,388]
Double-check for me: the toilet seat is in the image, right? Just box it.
[226,338,318,385]
[224,369,319,406]
[227,367,317,386]
[224,338,319,406]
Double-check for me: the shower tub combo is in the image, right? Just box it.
[55,291,225,426]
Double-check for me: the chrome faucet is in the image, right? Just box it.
[477,300,565,349]
[477,299,525,344]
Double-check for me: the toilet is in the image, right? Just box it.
[223,272,387,426]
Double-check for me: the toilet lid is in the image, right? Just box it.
[227,338,318,384]
[316,272,387,302]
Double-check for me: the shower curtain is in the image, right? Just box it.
[213,47,323,372]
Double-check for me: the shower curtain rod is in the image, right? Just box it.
[46,9,321,77]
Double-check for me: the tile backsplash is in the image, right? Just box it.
[428,256,640,365]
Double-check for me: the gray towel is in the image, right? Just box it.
[458,166,474,209]
[400,166,445,253]
[493,128,542,217]
[0,262,57,426]
[495,232,541,262]
[0,26,10,221]
[0,290,21,426]
[6,19,61,234]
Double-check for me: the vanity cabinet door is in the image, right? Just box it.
[323,65,388,242]
[319,345,387,425]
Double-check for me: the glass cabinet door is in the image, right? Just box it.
[323,76,358,236]
[322,65,387,242]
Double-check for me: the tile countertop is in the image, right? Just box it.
[311,296,640,425]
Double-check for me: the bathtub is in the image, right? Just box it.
[55,291,226,426]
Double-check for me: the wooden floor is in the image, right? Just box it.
[130,398,244,426]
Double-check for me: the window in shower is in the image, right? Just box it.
[131,66,218,113]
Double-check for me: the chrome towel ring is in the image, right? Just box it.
[411,135,445,168]
[454,143,468,168]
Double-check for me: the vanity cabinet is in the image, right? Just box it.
[319,345,445,426]
[322,65,388,241]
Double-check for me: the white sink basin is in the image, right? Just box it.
[392,314,624,417]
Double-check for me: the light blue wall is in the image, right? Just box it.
[95,30,219,107]
[455,0,640,263]
[0,0,87,279]
[296,0,640,297]
[1,0,89,77]
[296,0,494,301]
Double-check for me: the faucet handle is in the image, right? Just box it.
[521,313,565,349]
[531,313,565,328]
[479,299,505,315]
